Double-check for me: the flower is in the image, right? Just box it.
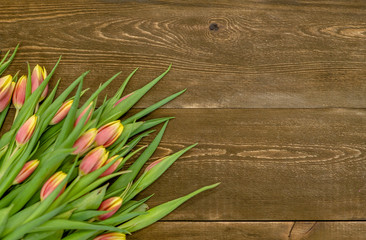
[40,171,67,201]
[145,158,165,172]
[99,155,123,178]
[74,102,93,127]
[50,100,73,125]
[79,146,108,175]
[0,75,13,100]
[0,81,14,112]
[72,128,97,155]
[31,64,48,101]
[13,160,39,184]
[12,75,27,109]
[94,233,126,240]
[15,115,37,145]
[113,93,132,107]
[97,197,123,220]
[95,120,123,147]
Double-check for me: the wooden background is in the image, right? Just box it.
[2,0,366,239]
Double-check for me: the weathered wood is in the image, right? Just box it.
[1,0,366,108]
[6,108,366,220]
[129,221,366,240]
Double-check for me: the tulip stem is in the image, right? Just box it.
[13,109,19,123]
[34,103,39,113]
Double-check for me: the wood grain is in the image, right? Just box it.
[129,221,366,240]
[6,108,366,220]
[1,0,366,108]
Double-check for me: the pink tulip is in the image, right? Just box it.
[0,75,13,100]
[31,64,48,101]
[145,158,165,172]
[13,160,39,184]
[99,155,123,178]
[72,128,97,155]
[97,197,122,220]
[95,120,123,147]
[50,100,73,125]
[15,115,37,145]
[0,81,14,112]
[113,93,132,107]
[79,146,108,175]
[12,75,27,109]
[94,233,126,240]
[40,171,67,201]
[74,102,93,127]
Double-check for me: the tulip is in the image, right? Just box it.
[97,197,122,220]
[40,171,67,201]
[31,64,48,101]
[72,128,97,155]
[113,93,132,107]
[99,155,123,178]
[145,158,165,172]
[15,115,37,145]
[0,81,14,112]
[12,75,27,109]
[95,120,123,147]
[94,233,126,240]
[50,100,73,125]
[0,75,13,100]
[13,160,39,184]
[74,102,93,127]
[79,146,108,175]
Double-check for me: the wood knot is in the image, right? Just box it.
[209,23,219,31]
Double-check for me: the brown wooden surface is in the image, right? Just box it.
[2,0,366,239]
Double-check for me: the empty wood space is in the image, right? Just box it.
[1,0,366,239]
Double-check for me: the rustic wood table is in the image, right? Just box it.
[2,0,366,239]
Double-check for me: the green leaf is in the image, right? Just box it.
[99,65,171,126]
[70,210,109,221]
[122,89,185,125]
[2,205,65,240]
[66,185,108,212]
[108,121,169,194]
[0,205,13,235]
[125,144,197,202]
[30,219,129,234]
[119,183,220,232]
[58,230,97,240]
[0,44,19,75]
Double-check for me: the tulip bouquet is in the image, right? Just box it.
[0,45,219,240]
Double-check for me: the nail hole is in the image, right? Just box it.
[209,23,219,31]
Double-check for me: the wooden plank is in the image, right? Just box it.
[129,221,366,240]
[5,108,366,220]
[2,107,366,220]
[1,0,366,108]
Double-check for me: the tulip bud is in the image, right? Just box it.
[113,93,132,107]
[99,155,123,178]
[15,115,37,145]
[72,128,97,155]
[94,233,126,240]
[95,120,123,147]
[74,102,93,127]
[0,81,14,112]
[40,171,67,201]
[0,75,13,100]
[12,75,27,109]
[31,64,48,101]
[79,146,108,175]
[145,158,165,172]
[97,197,123,220]
[13,160,39,184]
[50,100,73,125]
